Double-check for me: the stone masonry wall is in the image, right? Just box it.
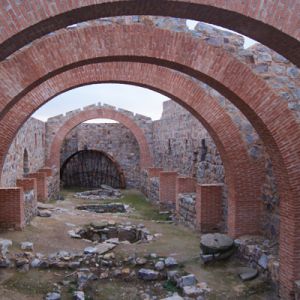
[1,118,46,187]
[61,122,141,189]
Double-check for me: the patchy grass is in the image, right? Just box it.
[118,190,170,221]
[3,270,56,296]
[61,188,169,221]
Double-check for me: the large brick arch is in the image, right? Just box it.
[0,1,299,65]
[1,62,263,236]
[0,24,299,297]
[47,107,153,170]
[1,61,265,240]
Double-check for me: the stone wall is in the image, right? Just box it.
[153,101,224,183]
[177,193,197,229]
[61,122,141,189]
[1,118,46,187]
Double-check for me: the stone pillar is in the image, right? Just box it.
[195,184,223,232]
[175,176,196,213]
[26,172,48,202]
[159,171,178,207]
[16,178,38,223]
[0,187,25,229]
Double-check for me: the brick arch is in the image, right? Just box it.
[48,108,153,170]
[0,24,299,297]
[2,61,265,239]
[0,1,299,65]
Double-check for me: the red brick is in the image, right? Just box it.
[0,187,25,229]
[195,184,223,232]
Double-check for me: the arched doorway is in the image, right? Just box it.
[60,150,125,189]
[23,148,29,175]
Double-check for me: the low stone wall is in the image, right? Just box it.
[24,190,37,224]
[148,177,160,203]
[177,193,196,229]
[235,236,279,292]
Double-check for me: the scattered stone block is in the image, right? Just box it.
[21,242,33,251]
[200,233,234,254]
[138,268,159,281]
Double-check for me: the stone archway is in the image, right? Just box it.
[47,107,153,170]
[60,149,126,189]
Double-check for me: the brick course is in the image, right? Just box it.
[0,188,25,229]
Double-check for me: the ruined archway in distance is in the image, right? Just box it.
[60,149,126,189]
[8,61,265,242]
[47,107,153,171]
[0,1,299,65]
[0,23,299,297]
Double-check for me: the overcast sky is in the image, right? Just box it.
[33,20,256,122]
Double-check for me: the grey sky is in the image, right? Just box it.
[32,20,256,122]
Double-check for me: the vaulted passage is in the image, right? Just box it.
[60,150,125,189]
[0,1,299,298]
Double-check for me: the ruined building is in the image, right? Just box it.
[0,3,299,299]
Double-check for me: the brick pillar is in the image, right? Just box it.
[16,177,37,203]
[26,172,48,202]
[195,184,223,232]
[148,167,163,178]
[0,188,25,229]
[175,176,196,213]
[39,167,53,177]
[159,171,178,205]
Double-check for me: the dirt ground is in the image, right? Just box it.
[0,189,278,300]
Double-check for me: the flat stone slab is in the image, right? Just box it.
[37,202,55,210]
[83,243,116,255]
[200,233,234,254]
[138,268,159,281]
[238,267,258,281]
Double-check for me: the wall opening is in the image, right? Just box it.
[23,148,29,176]
[60,150,125,189]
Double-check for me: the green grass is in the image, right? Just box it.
[61,188,170,221]
[118,190,170,221]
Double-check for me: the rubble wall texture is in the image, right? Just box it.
[61,122,141,189]
[1,118,46,187]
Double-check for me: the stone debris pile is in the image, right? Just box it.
[74,185,122,200]
[76,203,128,214]
[37,202,55,217]
[68,221,154,244]
[235,235,279,285]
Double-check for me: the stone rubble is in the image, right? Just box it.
[74,185,122,200]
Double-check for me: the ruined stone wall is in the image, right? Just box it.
[153,100,224,183]
[61,123,141,189]
[1,118,46,187]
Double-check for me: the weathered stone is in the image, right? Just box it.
[183,286,204,297]
[177,274,197,288]
[258,254,268,269]
[138,268,159,281]
[21,242,33,251]
[84,243,115,255]
[239,268,258,281]
[73,291,85,300]
[38,210,52,217]
[45,292,61,300]
[0,239,12,256]
[164,257,178,267]
[160,293,183,300]
[200,233,234,254]
[155,261,165,271]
